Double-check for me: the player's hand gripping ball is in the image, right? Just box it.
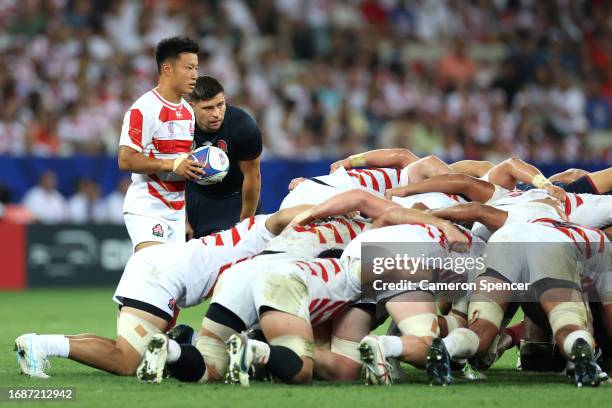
[190,146,230,185]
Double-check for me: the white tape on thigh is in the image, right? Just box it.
[270,335,314,359]
[195,335,229,382]
[548,302,587,336]
[397,313,439,337]
[330,336,361,364]
[117,312,163,356]
[202,318,237,342]
[468,300,504,329]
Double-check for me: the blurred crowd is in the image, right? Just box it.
[0,172,129,224]
[1,0,612,163]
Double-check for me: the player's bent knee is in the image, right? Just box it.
[117,312,163,358]
[268,335,315,384]
[548,302,588,337]
[468,298,504,331]
[397,313,439,338]
[195,335,229,382]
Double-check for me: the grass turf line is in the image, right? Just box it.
[1,288,610,408]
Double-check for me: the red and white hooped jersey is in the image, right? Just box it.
[563,193,612,229]
[294,257,361,326]
[116,214,274,309]
[341,223,483,261]
[262,216,370,259]
[529,217,608,261]
[119,89,195,221]
[346,167,403,195]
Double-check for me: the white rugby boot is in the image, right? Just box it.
[14,333,50,379]
[359,335,393,385]
[227,333,253,387]
[137,334,168,383]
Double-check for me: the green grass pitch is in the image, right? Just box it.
[1,288,610,407]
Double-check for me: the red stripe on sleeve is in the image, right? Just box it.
[248,216,255,230]
[128,109,144,149]
[231,226,241,245]
[329,259,341,275]
[313,261,329,282]
[215,233,224,246]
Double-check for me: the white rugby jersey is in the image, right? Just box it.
[563,193,612,228]
[115,215,274,309]
[294,258,361,325]
[119,89,195,221]
[261,216,370,259]
[392,192,467,209]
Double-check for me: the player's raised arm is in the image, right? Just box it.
[429,202,507,232]
[330,148,418,173]
[386,173,495,203]
[487,157,566,201]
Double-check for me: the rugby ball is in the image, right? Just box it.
[190,146,229,185]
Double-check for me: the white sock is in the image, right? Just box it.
[39,335,69,358]
[443,328,479,359]
[167,339,181,363]
[191,333,200,346]
[378,335,403,358]
[562,330,594,356]
[250,339,271,364]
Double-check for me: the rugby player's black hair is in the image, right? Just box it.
[155,36,199,73]
[316,248,344,259]
[190,75,225,101]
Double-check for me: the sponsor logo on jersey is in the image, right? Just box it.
[152,224,165,237]
[189,122,194,136]
[217,139,228,153]
[176,108,183,118]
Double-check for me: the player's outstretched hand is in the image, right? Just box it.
[288,177,306,191]
[174,158,204,181]
[544,184,567,202]
[330,159,350,173]
[440,222,469,253]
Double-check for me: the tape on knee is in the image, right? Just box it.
[397,313,439,337]
[117,312,163,355]
[195,336,229,382]
[548,302,587,336]
[468,300,504,329]
[330,336,361,364]
[201,318,237,342]
[270,335,314,359]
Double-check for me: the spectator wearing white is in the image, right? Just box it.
[22,170,67,224]
[104,177,131,225]
[67,179,107,224]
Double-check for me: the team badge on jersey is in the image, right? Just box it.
[217,139,228,153]
[152,224,165,237]
[168,298,176,311]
